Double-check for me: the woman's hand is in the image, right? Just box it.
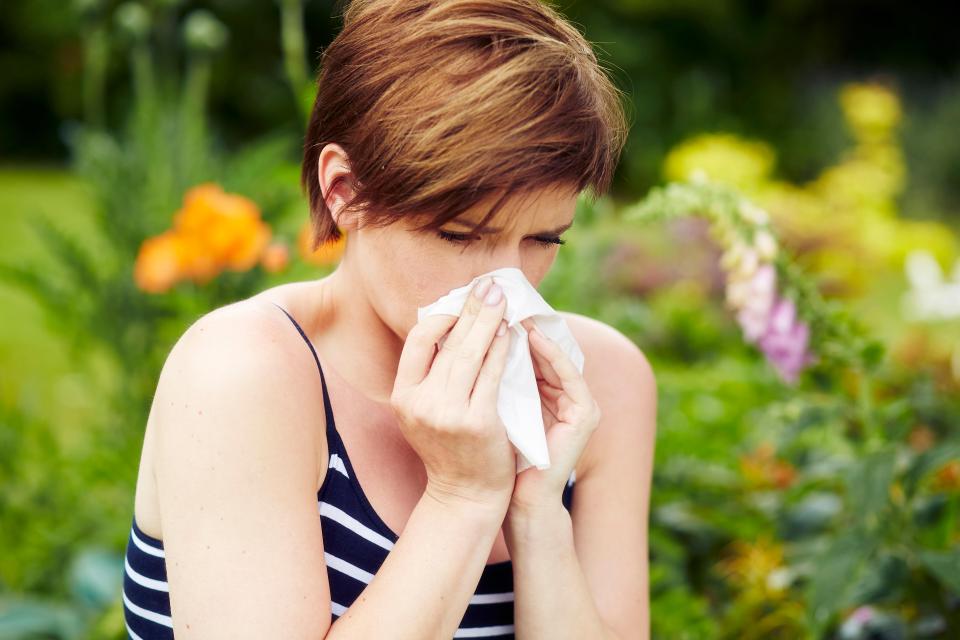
[508,318,601,516]
[391,277,517,515]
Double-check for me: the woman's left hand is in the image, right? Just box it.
[507,318,601,517]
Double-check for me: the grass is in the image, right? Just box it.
[0,165,116,428]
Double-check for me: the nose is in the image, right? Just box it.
[479,242,523,274]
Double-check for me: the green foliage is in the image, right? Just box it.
[542,184,960,636]
[1,2,959,639]
[0,4,311,638]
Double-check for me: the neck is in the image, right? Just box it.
[310,259,406,407]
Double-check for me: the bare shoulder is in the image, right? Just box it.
[557,310,656,394]
[558,311,657,477]
[150,296,330,505]
[154,296,326,424]
[147,296,335,635]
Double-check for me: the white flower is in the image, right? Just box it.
[753,229,778,261]
[726,277,751,308]
[739,200,770,225]
[733,246,760,281]
[766,567,793,592]
[720,240,748,272]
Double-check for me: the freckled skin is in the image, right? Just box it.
[346,186,578,340]
[305,155,581,406]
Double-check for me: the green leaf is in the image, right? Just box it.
[0,596,86,640]
[904,440,960,498]
[27,215,102,290]
[845,446,897,525]
[68,549,124,611]
[806,529,877,625]
[848,550,908,604]
[860,340,886,370]
[917,547,960,595]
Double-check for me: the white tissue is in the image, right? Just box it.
[416,267,585,473]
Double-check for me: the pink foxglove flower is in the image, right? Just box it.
[839,605,878,637]
[734,263,777,343]
[757,296,816,384]
[715,199,817,384]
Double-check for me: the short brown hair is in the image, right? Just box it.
[301,0,629,248]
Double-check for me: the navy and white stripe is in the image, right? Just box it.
[123,519,171,640]
[121,304,575,638]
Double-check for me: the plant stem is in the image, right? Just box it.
[857,367,881,451]
[943,494,958,547]
[279,0,309,124]
[82,24,109,128]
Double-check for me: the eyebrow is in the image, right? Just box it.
[447,219,574,235]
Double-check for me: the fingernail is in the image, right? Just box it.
[473,277,492,299]
[496,320,507,336]
[484,283,502,305]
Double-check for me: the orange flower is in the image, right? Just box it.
[261,241,290,273]
[298,221,346,265]
[739,441,797,490]
[717,536,788,593]
[173,231,219,284]
[908,425,936,453]
[173,183,271,275]
[134,182,276,293]
[133,230,184,293]
[932,460,960,493]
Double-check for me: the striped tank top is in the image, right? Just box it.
[122,302,576,639]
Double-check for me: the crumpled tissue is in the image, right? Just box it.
[416,267,585,473]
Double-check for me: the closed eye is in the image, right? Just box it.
[436,230,566,248]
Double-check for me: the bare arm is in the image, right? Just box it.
[505,318,655,640]
[329,276,518,638]
[327,492,506,639]
[155,294,513,639]
[155,305,334,639]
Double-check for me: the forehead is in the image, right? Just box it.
[453,183,579,229]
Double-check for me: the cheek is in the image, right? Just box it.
[523,254,555,288]
[415,270,473,307]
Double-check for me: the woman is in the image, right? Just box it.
[122,0,656,638]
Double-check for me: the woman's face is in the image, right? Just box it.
[349,184,579,339]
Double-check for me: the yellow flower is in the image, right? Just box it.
[717,536,788,592]
[840,82,902,142]
[664,133,776,190]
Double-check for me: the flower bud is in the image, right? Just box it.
[753,229,778,261]
[739,200,770,225]
[183,9,228,54]
[115,2,150,42]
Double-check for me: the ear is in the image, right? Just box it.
[317,143,361,231]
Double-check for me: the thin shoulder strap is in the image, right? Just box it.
[269,301,336,431]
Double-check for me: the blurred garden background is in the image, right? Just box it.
[1,0,958,638]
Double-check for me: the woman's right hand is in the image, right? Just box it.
[390,276,516,512]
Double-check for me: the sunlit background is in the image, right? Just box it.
[1,0,958,638]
